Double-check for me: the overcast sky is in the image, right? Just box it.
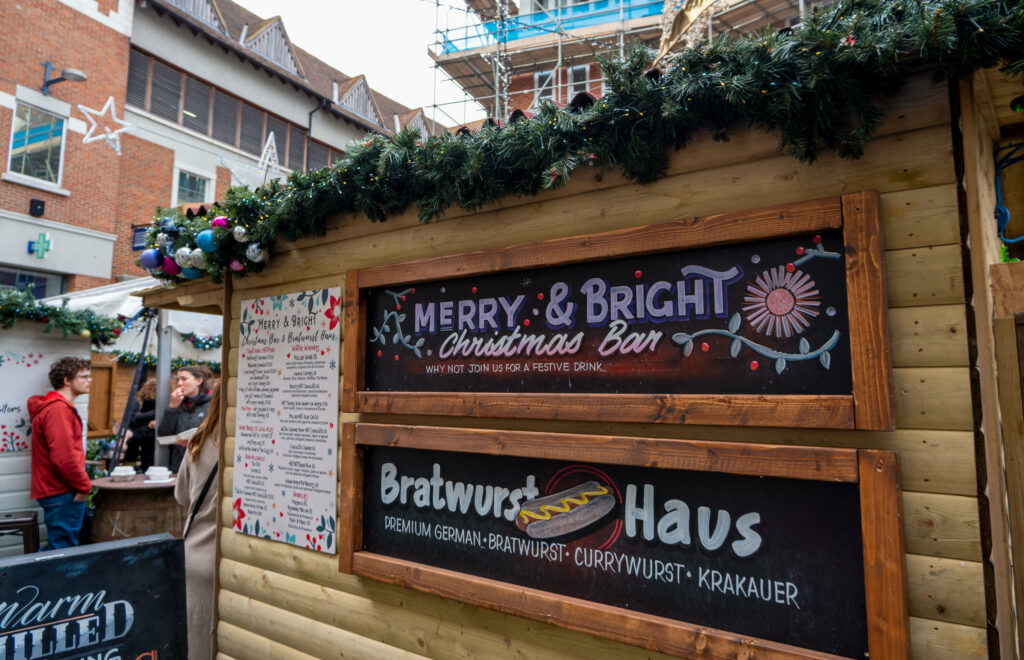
[231,0,489,127]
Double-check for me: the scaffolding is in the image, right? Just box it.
[428,0,832,128]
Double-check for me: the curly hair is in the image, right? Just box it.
[48,357,91,390]
[136,378,157,403]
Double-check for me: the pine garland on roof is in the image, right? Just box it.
[0,289,125,345]
[141,0,1024,283]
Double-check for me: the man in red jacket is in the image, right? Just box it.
[28,356,93,549]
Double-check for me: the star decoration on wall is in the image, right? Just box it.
[77,96,132,155]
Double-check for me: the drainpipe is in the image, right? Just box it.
[306,98,328,170]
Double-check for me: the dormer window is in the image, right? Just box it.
[338,77,384,127]
[165,0,225,32]
[242,18,302,77]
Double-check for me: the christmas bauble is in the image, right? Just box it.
[174,247,193,267]
[229,259,245,272]
[139,248,162,269]
[80,329,91,339]
[246,243,267,262]
[155,233,169,247]
[163,256,182,276]
[190,251,207,269]
[211,216,229,228]
[181,267,203,280]
[160,217,179,236]
[196,229,218,253]
[232,225,250,242]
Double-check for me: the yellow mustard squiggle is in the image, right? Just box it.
[518,486,609,523]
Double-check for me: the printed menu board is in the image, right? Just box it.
[233,288,341,553]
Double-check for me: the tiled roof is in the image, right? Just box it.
[145,0,447,135]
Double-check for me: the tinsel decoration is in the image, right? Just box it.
[139,0,1024,283]
[0,289,124,345]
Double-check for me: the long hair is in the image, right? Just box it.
[137,378,157,403]
[188,381,220,463]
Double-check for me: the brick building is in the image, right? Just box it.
[1,0,438,296]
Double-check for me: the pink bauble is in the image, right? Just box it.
[163,257,182,276]
[229,259,245,272]
[211,216,229,228]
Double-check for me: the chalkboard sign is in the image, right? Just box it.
[344,193,894,430]
[0,534,186,659]
[340,424,910,659]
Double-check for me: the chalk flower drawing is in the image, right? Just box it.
[324,295,341,330]
[743,266,820,339]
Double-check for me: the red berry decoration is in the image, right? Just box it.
[634,270,643,279]
[396,304,401,310]
[394,355,399,361]
[377,350,383,357]
[471,286,478,293]
[785,263,796,273]
[750,361,759,371]
[537,293,544,300]
[795,246,805,255]
[401,295,406,301]
[701,342,710,352]
[410,288,415,294]
[523,319,531,327]
[813,235,822,244]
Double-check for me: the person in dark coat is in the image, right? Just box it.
[125,378,157,470]
[158,365,214,473]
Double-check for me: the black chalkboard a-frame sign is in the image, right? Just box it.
[342,191,894,430]
[339,424,911,660]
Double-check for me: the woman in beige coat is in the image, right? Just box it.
[175,381,220,659]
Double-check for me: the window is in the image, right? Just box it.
[9,103,65,184]
[211,89,239,145]
[288,125,306,170]
[0,266,64,299]
[307,141,328,171]
[176,170,208,204]
[535,70,554,102]
[150,59,182,123]
[182,77,211,134]
[570,65,589,95]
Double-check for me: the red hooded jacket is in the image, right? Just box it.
[28,391,92,499]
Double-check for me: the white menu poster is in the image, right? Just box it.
[232,288,341,554]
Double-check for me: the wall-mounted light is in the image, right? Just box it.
[40,61,87,96]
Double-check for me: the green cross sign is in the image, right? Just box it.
[28,233,51,259]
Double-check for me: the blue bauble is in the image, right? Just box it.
[196,229,218,253]
[159,217,177,234]
[181,267,203,279]
[140,248,163,269]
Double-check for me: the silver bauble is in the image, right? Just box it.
[232,225,250,242]
[190,250,207,269]
[156,233,169,247]
[174,247,193,267]
[246,242,267,263]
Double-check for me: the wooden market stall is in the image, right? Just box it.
[140,61,1024,659]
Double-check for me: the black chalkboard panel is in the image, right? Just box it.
[363,231,851,395]
[362,446,869,658]
[0,534,186,659]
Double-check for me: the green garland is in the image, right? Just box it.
[141,0,1024,282]
[0,289,124,345]
[106,350,221,372]
[180,331,222,350]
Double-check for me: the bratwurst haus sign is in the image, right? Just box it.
[343,193,894,430]
[340,425,910,659]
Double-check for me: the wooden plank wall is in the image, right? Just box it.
[211,71,989,659]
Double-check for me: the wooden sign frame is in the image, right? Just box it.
[342,191,893,430]
[339,423,910,660]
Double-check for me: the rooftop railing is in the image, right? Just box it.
[437,0,663,54]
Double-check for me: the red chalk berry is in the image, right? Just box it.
[634,270,642,279]
[523,319,531,326]
[701,342,710,352]
[396,304,401,310]
[471,286,478,293]
[410,288,415,294]
[537,293,544,300]
[750,361,759,371]
[785,263,796,273]
[394,355,399,361]
[813,235,822,244]
[795,246,805,255]
[401,295,406,301]
[377,350,383,357]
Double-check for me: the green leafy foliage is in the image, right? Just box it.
[0,289,124,345]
